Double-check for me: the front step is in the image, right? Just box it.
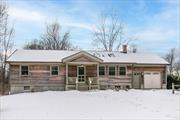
[78,86,89,91]
[77,84,89,91]
[78,85,99,91]
[66,85,76,90]
[66,84,99,91]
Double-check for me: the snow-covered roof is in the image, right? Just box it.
[89,51,169,64]
[7,49,169,64]
[7,50,79,63]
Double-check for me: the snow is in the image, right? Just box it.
[90,51,169,64]
[7,49,79,63]
[7,49,169,64]
[0,90,179,120]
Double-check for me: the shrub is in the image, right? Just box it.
[167,75,180,89]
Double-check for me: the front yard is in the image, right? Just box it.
[0,90,180,120]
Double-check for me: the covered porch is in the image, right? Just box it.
[62,51,103,90]
[65,62,99,90]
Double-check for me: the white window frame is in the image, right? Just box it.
[108,66,116,76]
[50,65,59,76]
[20,65,29,76]
[99,66,105,76]
[119,66,127,76]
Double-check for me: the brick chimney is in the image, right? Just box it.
[122,45,127,53]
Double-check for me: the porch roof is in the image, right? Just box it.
[6,49,169,65]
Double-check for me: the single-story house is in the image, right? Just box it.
[6,47,169,93]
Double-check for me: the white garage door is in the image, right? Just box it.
[144,71,161,89]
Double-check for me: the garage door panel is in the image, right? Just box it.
[144,71,161,89]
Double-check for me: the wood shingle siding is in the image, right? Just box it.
[86,65,97,77]
[9,64,66,93]
[68,65,77,77]
[10,65,20,78]
[71,56,94,62]
[133,66,165,71]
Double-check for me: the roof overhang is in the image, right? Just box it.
[7,61,64,65]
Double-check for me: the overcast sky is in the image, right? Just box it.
[7,0,180,56]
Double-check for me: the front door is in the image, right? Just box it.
[77,66,86,82]
[133,72,141,89]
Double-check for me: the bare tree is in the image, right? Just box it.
[165,48,175,75]
[24,22,74,50]
[174,60,180,77]
[24,39,44,50]
[41,22,71,50]
[0,1,14,94]
[93,10,134,51]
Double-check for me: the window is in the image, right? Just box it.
[51,66,59,75]
[119,67,126,76]
[24,86,30,91]
[78,67,84,75]
[21,65,28,76]
[99,66,105,76]
[109,66,115,76]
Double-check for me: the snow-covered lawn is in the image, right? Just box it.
[0,90,180,120]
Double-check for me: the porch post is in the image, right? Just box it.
[131,64,134,89]
[97,63,100,89]
[65,63,68,90]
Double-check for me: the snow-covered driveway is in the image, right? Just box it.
[0,90,180,120]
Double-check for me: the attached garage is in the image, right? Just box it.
[144,71,161,89]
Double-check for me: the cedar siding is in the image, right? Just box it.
[68,65,76,77]
[86,65,97,77]
[9,63,166,93]
[10,64,65,93]
[99,64,132,89]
